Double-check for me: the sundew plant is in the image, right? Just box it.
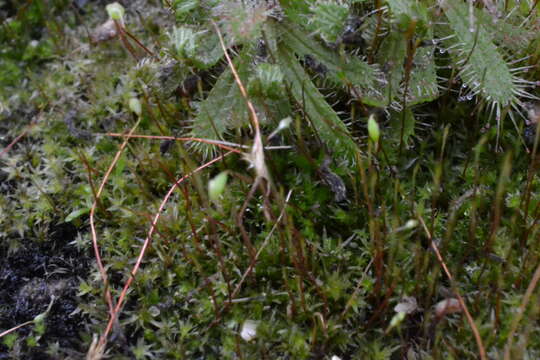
[1,0,540,359]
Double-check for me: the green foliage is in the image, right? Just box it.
[0,0,68,90]
[279,19,382,103]
[442,1,525,111]
[2,0,540,359]
[170,26,199,59]
[309,1,349,43]
[275,38,360,158]
[380,0,438,106]
[190,64,247,154]
[248,63,284,99]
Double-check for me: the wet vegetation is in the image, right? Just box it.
[1,0,540,359]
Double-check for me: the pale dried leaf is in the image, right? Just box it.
[91,19,118,43]
[434,298,462,318]
[86,334,105,360]
[394,296,418,314]
[243,133,270,182]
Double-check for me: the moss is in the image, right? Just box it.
[1,1,540,359]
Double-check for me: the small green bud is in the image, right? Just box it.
[129,98,142,116]
[106,2,125,21]
[367,114,380,143]
[33,312,47,324]
[208,171,228,202]
[388,311,406,330]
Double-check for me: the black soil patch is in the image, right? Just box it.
[0,222,90,359]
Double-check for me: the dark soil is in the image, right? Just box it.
[0,222,90,359]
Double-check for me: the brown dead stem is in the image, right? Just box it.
[91,152,233,358]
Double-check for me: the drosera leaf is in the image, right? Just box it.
[375,31,406,107]
[168,26,223,69]
[475,8,535,53]
[277,21,385,107]
[275,40,359,160]
[189,55,249,156]
[442,1,525,111]
[389,108,415,146]
[309,1,349,44]
[192,30,224,69]
[407,46,439,105]
[170,26,198,59]
[248,63,284,99]
[378,0,438,106]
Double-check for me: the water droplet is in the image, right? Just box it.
[461,84,467,89]
[438,48,446,54]
[466,94,474,100]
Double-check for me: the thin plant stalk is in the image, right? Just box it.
[96,152,233,352]
[0,321,34,339]
[211,21,271,186]
[208,190,293,329]
[90,118,142,319]
[417,215,487,360]
[503,262,540,359]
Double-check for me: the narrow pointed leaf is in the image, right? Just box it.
[276,42,359,159]
[443,1,520,108]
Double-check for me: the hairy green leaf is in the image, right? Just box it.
[381,0,438,106]
[279,21,384,107]
[309,1,349,43]
[276,41,359,159]
[190,66,246,155]
[476,9,535,53]
[442,1,522,109]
